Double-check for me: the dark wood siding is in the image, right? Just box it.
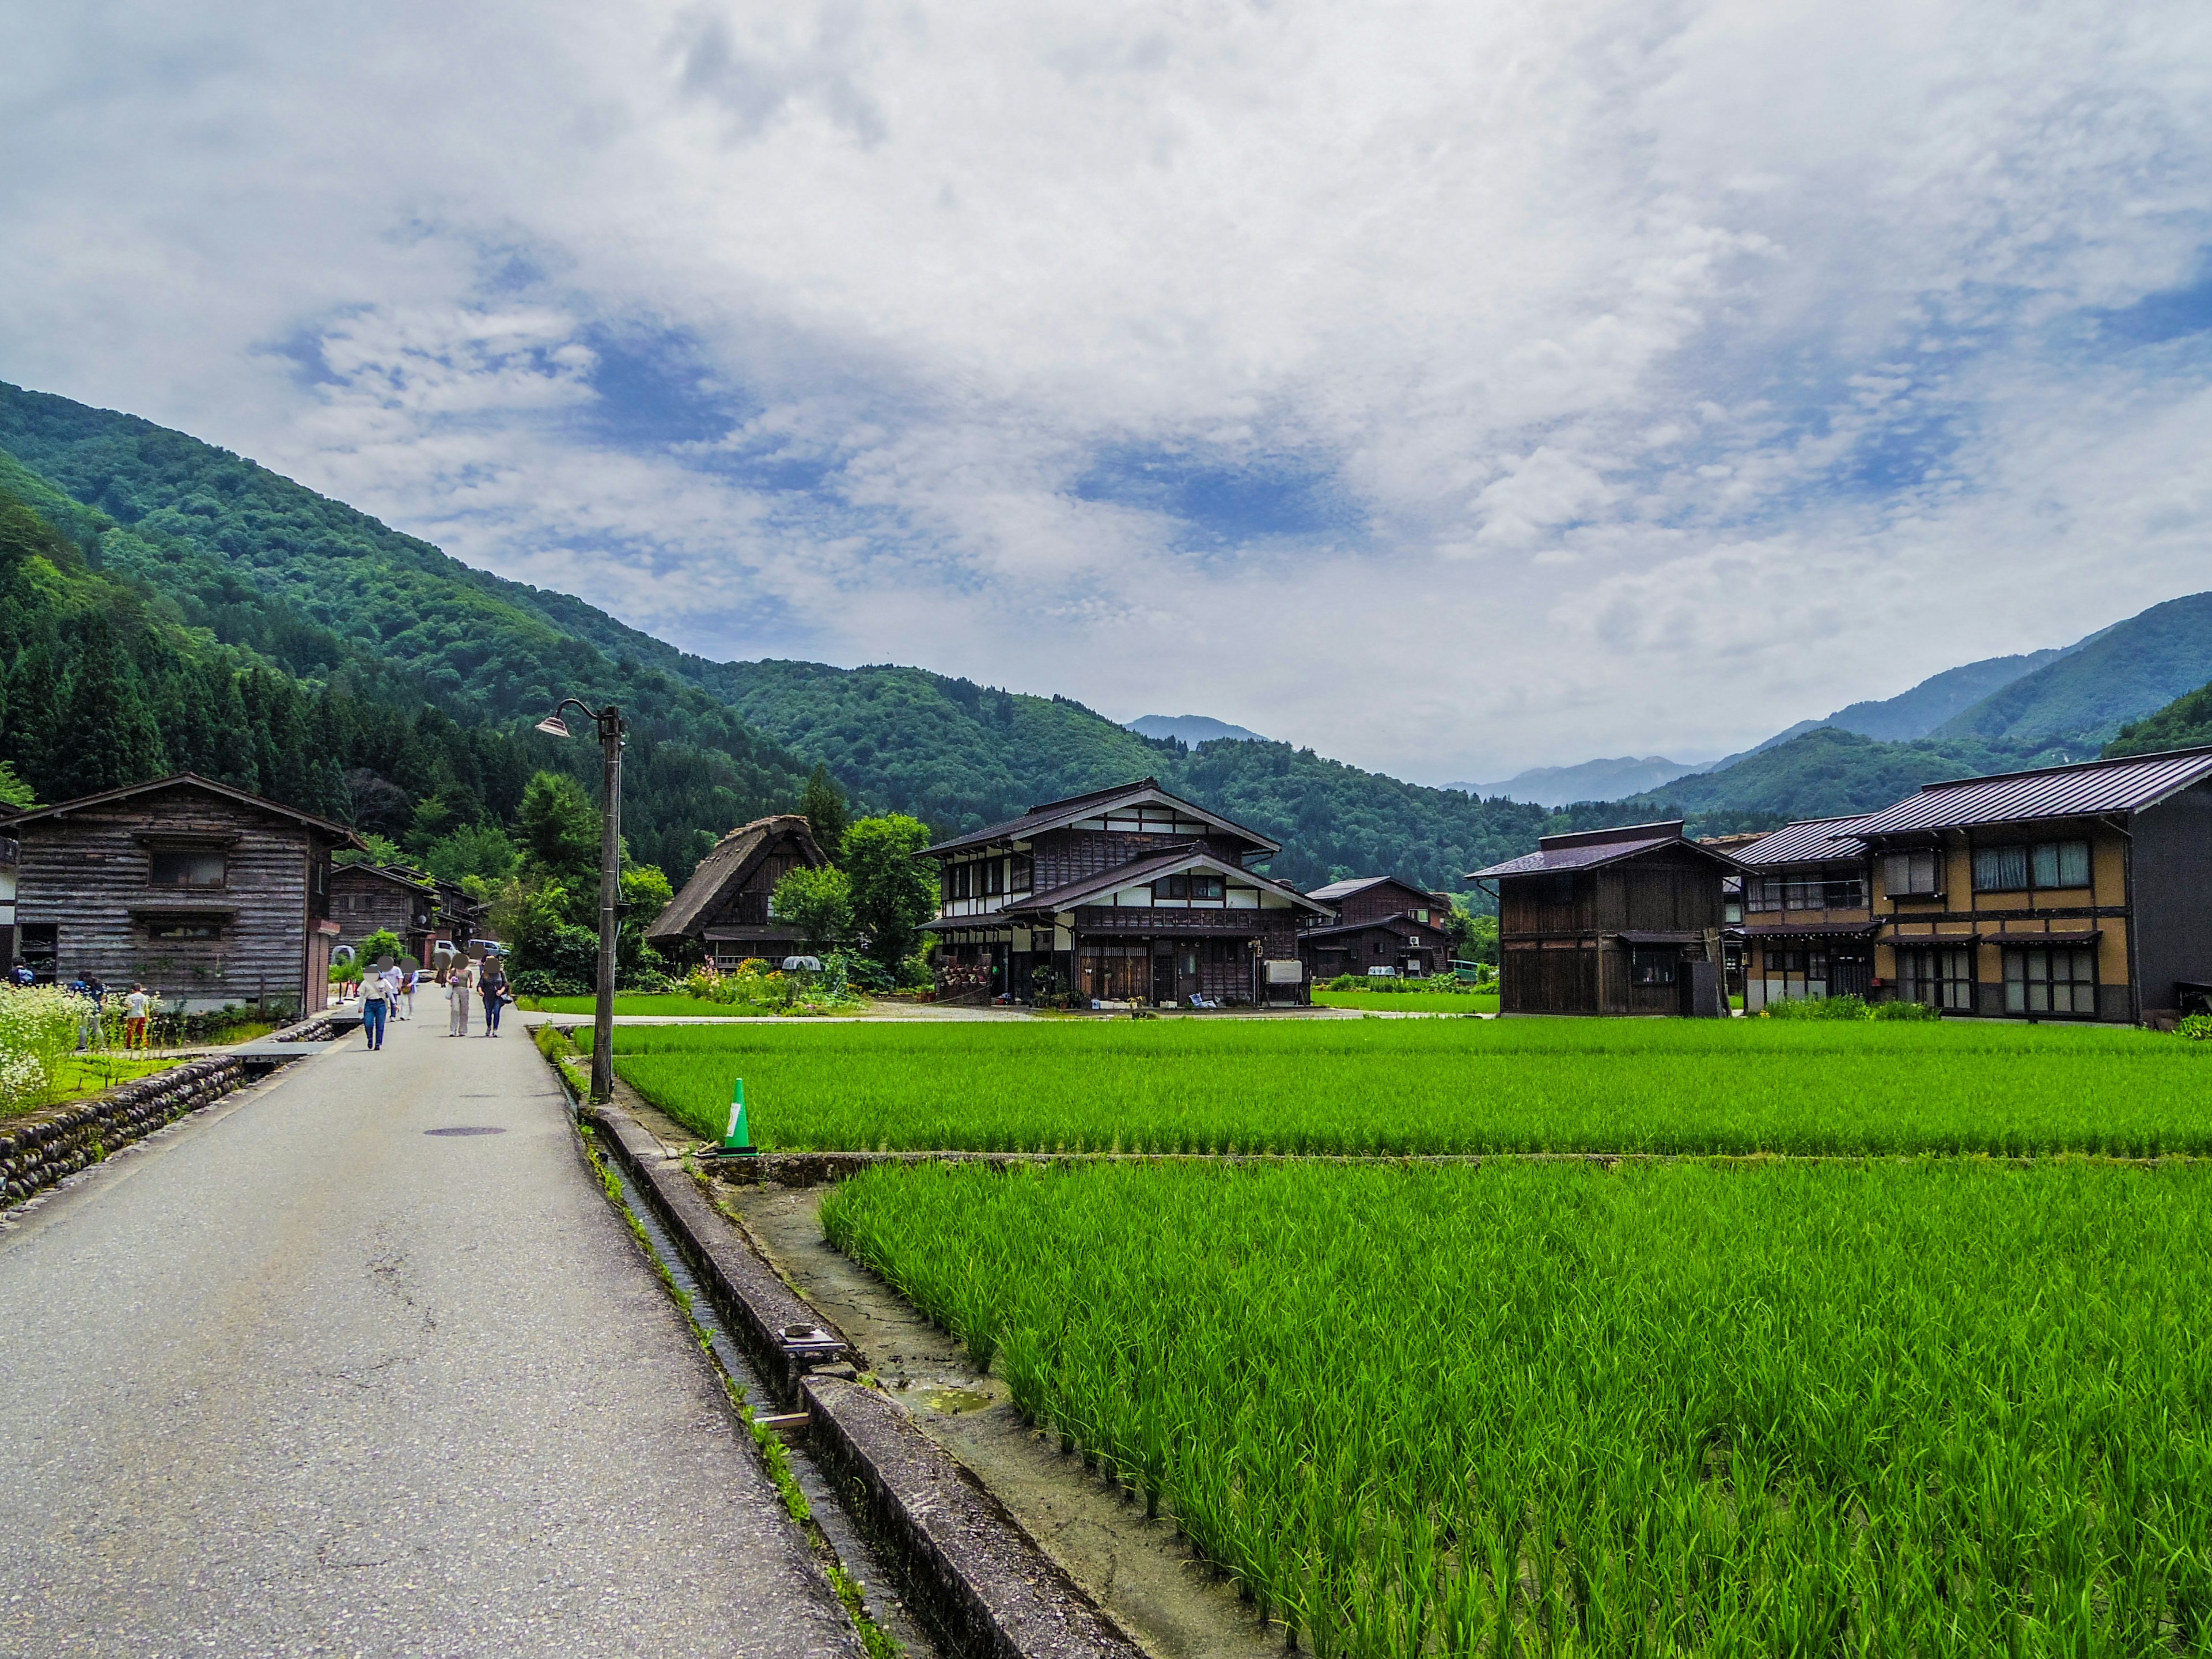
[15,791,330,1014]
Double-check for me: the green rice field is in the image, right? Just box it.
[599,1018,2212,1157]
[1310,988,1499,1013]
[517,993,835,1018]
[825,1158,2212,1656]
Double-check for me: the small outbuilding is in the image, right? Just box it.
[645,814,831,969]
[1468,821,1737,1016]
[1298,877,1455,980]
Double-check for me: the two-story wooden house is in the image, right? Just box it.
[1298,877,1455,980]
[922,780,1334,1005]
[9,774,357,1014]
[646,814,831,968]
[331,863,440,963]
[1851,746,2212,1021]
[1730,815,1878,1010]
[1468,821,1738,1015]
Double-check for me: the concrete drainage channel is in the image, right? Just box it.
[557,1077,1154,1659]
[590,1143,939,1659]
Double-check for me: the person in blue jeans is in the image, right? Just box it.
[361,964,392,1051]
[478,958,508,1036]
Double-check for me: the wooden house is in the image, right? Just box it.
[1729,815,1877,1010]
[1298,877,1455,980]
[329,863,482,964]
[921,780,1334,1005]
[0,828,17,978]
[9,774,358,1015]
[1850,747,2212,1021]
[1468,821,1737,1016]
[646,814,830,968]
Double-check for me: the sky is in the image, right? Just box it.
[5,1,2212,785]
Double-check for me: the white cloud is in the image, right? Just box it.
[3,0,2211,782]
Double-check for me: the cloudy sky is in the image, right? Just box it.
[6,1,2211,783]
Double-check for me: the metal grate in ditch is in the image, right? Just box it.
[424,1126,507,1137]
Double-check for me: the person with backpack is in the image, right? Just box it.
[478,956,509,1037]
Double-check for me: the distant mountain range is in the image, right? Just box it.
[1124,714,1268,745]
[1453,756,1705,808]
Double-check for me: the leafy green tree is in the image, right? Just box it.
[518,770,600,915]
[620,864,674,932]
[841,814,937,971]
[0,760,34,809]
[772,865,854,955]
[801,762,848,859]
[355,927,407,966]
[418,823,520,887]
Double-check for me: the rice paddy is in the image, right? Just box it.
[600,1018,2212,1157]
[1309,988,1499,1013]
[824,1157,2212,1657]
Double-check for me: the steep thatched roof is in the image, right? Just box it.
[647,813,825,944]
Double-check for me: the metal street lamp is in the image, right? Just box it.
[536,699,626,1104]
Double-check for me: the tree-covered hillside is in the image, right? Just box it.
[711,660,1552,891]
[1931,592,2212,750]
[0,382,1555,894]
[2103,679,2212,757]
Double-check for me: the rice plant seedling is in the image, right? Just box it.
[823,1158,2212,1658]
[596,1018,2212,1157]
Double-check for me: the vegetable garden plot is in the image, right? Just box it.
[597,1018,2212,1157]
[824,1158,2212,1658]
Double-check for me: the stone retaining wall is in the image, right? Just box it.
[1,1056,247,1208]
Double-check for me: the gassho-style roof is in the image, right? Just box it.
[1467,821,1739,881]
[921,779,1280,859]
[1850,745,2212,839]
[1730,815,1876,868]
[6,772,361,844]
[997,843,1332,918]
[647,813,824,943]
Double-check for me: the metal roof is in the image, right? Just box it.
[1007,844,1334,916]
[1850,746,2212,838]
[1306,876,1391,901]
[1468,833,1687,879]
[1730,815,1875,868]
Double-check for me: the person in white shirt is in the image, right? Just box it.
[362,963,393,1051]
[396,966,416,1021]
[124,984,151,1050]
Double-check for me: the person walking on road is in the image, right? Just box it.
[478,957,509,1037]
[446,956,476,1037]
[361,962,393,1051]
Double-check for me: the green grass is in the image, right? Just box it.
[825,1157,2212,1656]
[517,993,868,1018]
[597,1017,2212,1156]
[1310,988,1498,1013]
[2,1053,187,1117]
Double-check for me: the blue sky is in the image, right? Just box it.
[5,0,2212,782]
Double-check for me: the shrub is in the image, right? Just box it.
[0,984,99,1112]
[1867,998,1942,1021]
[2175,1013,2212,1041]
[1763,995,1869,1020]
[510,968,590,998]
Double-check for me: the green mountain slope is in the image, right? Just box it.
[1618,727,2047,828]
[0,381,1551,893]
[2104,679,2212,757]
[1933,593,2212,749]
[1825,648,2071,741]
[0,385,813,874]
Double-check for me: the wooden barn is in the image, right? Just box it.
[1468,821,1737,1016]
[9,774,358,1015]
[922,779,1332,1005]
[645,814,831,968]
[1298,877,1455,980]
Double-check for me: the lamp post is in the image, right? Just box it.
[535,699,625,1104]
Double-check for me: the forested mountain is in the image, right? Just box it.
[1930,592,2212,749]
[2104,678,2212,757]
[0,382,1550,893]
[0,385,814,876]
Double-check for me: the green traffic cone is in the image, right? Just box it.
[721,1077,757,1156]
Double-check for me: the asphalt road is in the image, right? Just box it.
[0,1006,862,1658]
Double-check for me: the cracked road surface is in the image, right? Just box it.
[0,1011,861,1658]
